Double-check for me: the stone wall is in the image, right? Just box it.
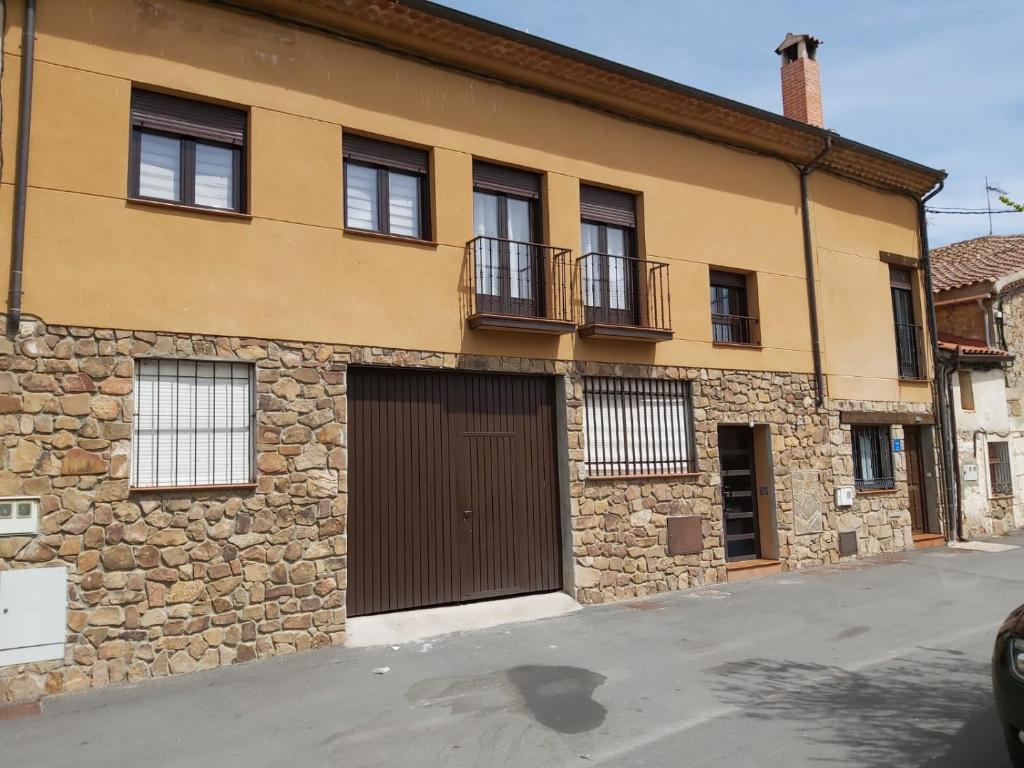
[2,325,935,702]
[1000,286,1024,392]
[0,320,347,703]
[347,352,928,603]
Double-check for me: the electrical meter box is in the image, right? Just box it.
[835,486,855,507]
[0,566,67,665]
[0,497,40,536]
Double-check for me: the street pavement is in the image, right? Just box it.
[4,533,1023,767]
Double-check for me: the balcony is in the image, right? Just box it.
[712,313,759,346]
[575,252,672,342]
[465,236,575,334]
[894,322,925,380]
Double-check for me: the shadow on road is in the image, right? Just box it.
[709,649,1010,767]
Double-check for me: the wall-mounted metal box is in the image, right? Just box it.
[0,497,40,536]
[667,516,703,555]
[838,531,859,557]
[0,566,67,665]
[834,486,855,507]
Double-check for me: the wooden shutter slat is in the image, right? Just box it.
[710,270,747,289]
[580,184,636,227]
[131,90,246,146]
[889,266,913,289]
[343,133,428,174]
[472,161,540,198]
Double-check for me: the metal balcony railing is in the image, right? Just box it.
[711,313,758,345]
[466,236,573,324]
[855,476,896,491]
[576,252,671,331]
[894,322,925,379]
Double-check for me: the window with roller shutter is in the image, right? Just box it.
[128,89,247,213]
[343,133,431,239]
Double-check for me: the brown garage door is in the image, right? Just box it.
[347,368,562,617]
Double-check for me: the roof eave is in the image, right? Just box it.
[222,0,946,196]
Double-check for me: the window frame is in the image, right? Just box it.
[988,440,1013,497]
[582,376,697,478]
[852,425,895,491]
[342,134,431,240]
[889,266,923,380]
[709,269,757,345]
[130,358,257,491]
[472,185,543,315]
[128,91,247,214]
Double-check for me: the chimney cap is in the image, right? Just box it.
[775,33,823,56]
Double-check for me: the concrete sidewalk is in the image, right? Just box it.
[3,535,1023,768]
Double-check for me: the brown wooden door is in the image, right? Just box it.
[348,368,562,617]
[719,426,761,562]
[904,427,927,533]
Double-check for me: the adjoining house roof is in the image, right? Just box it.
[236,0,946,196]
[931,234,1024,292]
[937,333,1013,360]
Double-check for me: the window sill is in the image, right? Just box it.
[585,472,701,482]
[343,227,438,248]
[126,197,252,220]
[990,494,1015,501]
[898,377,930,384]
[130,483,257,494]
[712,341,762,349]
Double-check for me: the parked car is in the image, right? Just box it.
[994,603,1024,766]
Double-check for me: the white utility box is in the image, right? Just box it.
[0,566,67,665]
[0,497,40,536]
[835,486,855,507]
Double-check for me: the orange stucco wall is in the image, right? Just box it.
[0,0,929,402]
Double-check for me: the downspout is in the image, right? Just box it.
[6,0,37,337]
[943,353,963,540]
[917,180,960,540]
[799,135,832,407]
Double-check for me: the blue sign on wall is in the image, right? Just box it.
[892,438,903,453]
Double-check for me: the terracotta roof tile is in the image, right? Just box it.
[931,234,1024,291]
[937,333,1012,359]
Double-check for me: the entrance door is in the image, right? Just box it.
[904,427,927,533]
[719,426,760,561]
[347,368,562,616]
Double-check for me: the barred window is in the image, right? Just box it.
[988,441,1012,497]
[852,425,894,490]
[583,377,695,477]
[132,360,254,489]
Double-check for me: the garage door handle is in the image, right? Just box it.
[463,510,473,519]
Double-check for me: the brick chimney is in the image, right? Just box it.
[775,33,823,127]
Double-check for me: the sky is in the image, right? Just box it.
[437,0,1024,246]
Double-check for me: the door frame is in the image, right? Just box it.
[718,424,762,562]
[581,221,641,327]
[903,425,931,534]
[473,189,543,317]
[346,366,567,616]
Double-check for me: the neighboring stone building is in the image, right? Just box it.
[1,1,946,703]
[933,235,1024,536]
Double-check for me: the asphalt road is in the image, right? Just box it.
[4,534,1023,767]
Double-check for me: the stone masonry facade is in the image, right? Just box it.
[2,322,935,702]
[0,319,348,704]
